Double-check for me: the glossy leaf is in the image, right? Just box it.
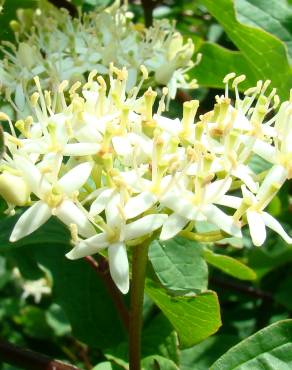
[211,320,292,369]
[145,279,221,348]
[200,0,292,99]
[149,238,208,293]
[204,249,257,281]
[192,42,257,90]
[235,0,292,61]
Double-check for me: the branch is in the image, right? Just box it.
[0,339,80,370]
[48,0,78,17]
[84,256,130,332]
[140,0,157,27]
[210,277,273,301]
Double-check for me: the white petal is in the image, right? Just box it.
[232,164,258,193]
[124,214,168,241]
[252,139,277,163]
[66,233,109,259]
[10,201,51,242]
[90,188,115,216]
[58,162,92,195]
[215,195,242,209]
[63,143,101,156]
[105,191,122,229]
[203,204,242,238]
[124,192,157,219]
[247,210,266,246]
[108,242,129,294]
[160,191,200,220]
[160,213,188,240]
[55,200,95,238]
[205,178,232,203]
[262,212,292,244]
[256,165,287,201]
[14,155,50,197]
[112,136,132,156]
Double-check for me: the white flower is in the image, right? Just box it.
[10,157,95,242]
[66,214,167,293]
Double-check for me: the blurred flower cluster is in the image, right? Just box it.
[0,0,198,116]
[0,66,291,293]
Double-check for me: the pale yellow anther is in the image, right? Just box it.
[244,86,258,96]
[30,92,40,107]
[44,90,52,109]
[223,72,236,84]
[140,65,149,80]
[58,80,69,93]
[262,80,271,94]
[33,76,41,91]
[88,69,98,83]
[273,95,280,109]
[97,76,106,90]
[232,75,246,88]
[162,87,168,96]
[256,80,263,93]
[144,87,157,122]
[69,81,81,95]
[0,112,10,121]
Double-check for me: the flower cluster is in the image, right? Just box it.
[0,1,198,115]
[0,67,291,294]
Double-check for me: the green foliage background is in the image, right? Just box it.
[0,0,291,369]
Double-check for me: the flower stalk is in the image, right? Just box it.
[129,239,150,370]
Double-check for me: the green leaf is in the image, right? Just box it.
[33,243,127,349]
[149,238,208,293]
[143,314,179,365]
[0,0,37,42]
[200,0,292,100]
[142,355,179,370]
[0,212,70,251]
[15,306,53,340]
[145,279,221,348]
[211,320,292,370]
[204,249,257,281]
[234,0,292,62]
[180,334,239,370]
[92,362,113,370]
[7,242,126,349]
[46,303,71,337]
[192,42,258,90]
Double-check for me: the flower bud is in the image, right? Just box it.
[0,173,30,206]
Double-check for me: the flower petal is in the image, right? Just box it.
[205,178,232,203]
[108,242,129,294]
[160,213,188,240]
[124,191,157,219]
[256,165,287,201]
[246,210,266,246]
[252,139,277,163]
[232,164,258,193]
[90,188,115,216]
[55,200,95,238]
[63,143,101,156]
[66,233,109,260]
[262,212,292,244]
[215,195,242,209]
[160,191,200,220]
[58,162,92,195]
[203,204,242,238]
[124,214,167,241]
[10,201,51,242]
[105,191,122,229]
[14,155,50,197]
